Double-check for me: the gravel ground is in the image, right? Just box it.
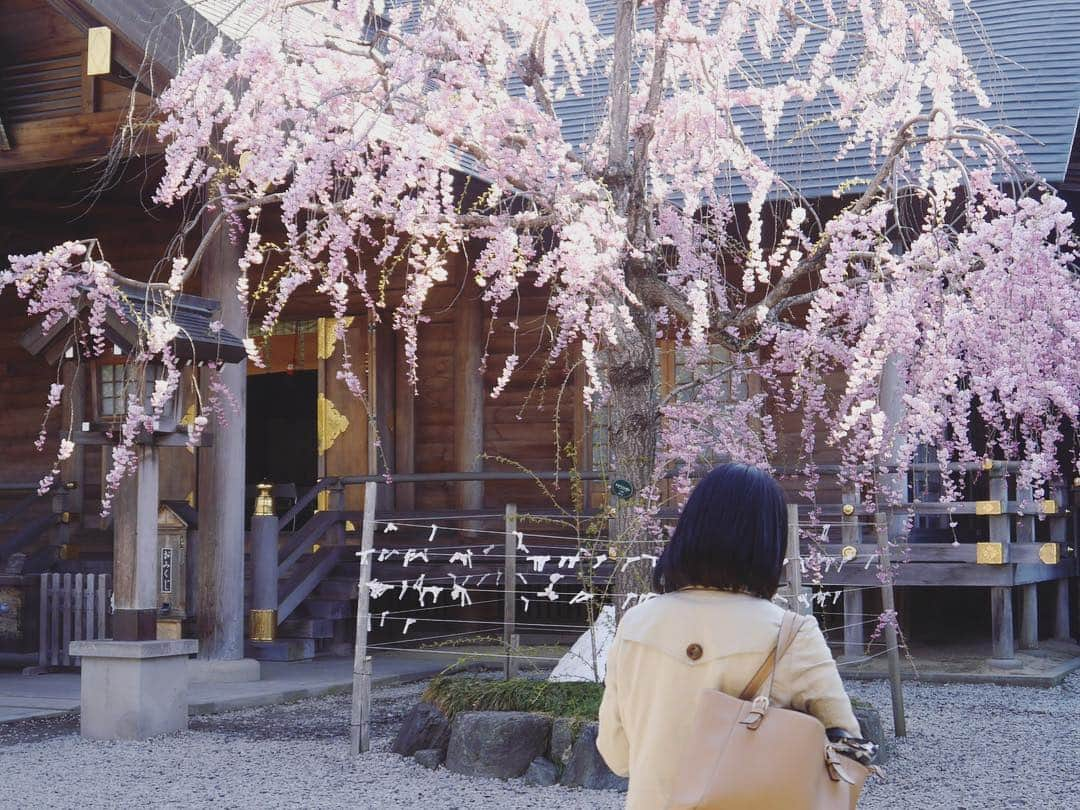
[0,680,623,810]
[2,674,1079,809]
[847,673,1080,809]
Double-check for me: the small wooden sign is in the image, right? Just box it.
[611,479,634,500]
[87,27,112,76]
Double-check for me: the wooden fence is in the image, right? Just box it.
[38,572,109,668]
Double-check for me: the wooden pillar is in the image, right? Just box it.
[454,294,484,512]
[394,331,416,512]
[841,487,864,659]
[988,466,1018,667]
[112,445,159,640]
[1051,481,1071,641]
[374,321,396,510]
[1016,483,1038,650]
[195,217,247,661]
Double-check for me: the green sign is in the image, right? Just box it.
[611,479,634,500]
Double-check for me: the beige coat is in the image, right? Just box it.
[597,589,860,810]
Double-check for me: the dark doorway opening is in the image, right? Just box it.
[246,371,318,521]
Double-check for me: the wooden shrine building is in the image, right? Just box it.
[0,0,1078,673]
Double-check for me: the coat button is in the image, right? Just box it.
[686,643,703,661]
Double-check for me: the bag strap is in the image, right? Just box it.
[738,611,803,701]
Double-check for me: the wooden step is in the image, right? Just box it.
[314,576,358,600]
[300,598,352,619]
[279,617,335,639]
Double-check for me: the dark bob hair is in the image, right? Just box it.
[653,464,787,599]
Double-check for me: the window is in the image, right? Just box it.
[97,363,153,418]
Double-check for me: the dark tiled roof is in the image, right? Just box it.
[553,0,1080,200]
[110,280,247,363]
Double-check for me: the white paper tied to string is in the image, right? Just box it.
[476,573,490,586]
[483,544,496,555]
[366,579,394,599]
[356,548,377,563]
[378,548,400,562]
[864,553,879,570]
[528,555,551,572]
[451,580,472,607]
[383,522,399,533]
[620,555,642,572]
[538,573,564,601]
[642,553,658,569]
[516,573,528,584]
[621,592,637,609]
[418,585,444,607]
[520,595,530,612]
[398,580,411,599]
[592,554,608,569]
[449,550,474,568]
[402,618,416,635]
[569,590,593,605]
[403,549,428,568]
[380,611,389,627]
[427,524,438,543]
[558,554,581,569]
[515,531,528,553]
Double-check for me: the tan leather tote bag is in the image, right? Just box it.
[668,612,870,810]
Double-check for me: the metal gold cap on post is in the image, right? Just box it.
[249,609,277,641]
[254,482,275,517]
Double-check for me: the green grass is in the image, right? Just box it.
[422,676,604,722]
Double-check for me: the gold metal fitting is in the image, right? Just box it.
[841,545,858,562]
[842,504,855,517]
[1038,543,1060,565]
[982,458,994,471]
[253,483,275,517]
[249,609,277,641]
[976,542,1004,565]
[1041,499,1058,515]
[975,500,1003,516]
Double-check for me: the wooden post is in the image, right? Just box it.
[786,503,807,615]
[988,466,1018,667]
[1016,482,1038,650]
[394,330,416,512]
[374,321,396,511]
[1051,481,1071,641]
[350,480,377,754]
[59,359,85,523]
[875,511,907,737]
[112,444,159,640]
[841,487,864,659]
[454,295,485,516]
[504,503,518,680]
[196,211,247,660]
[249,484,278,641]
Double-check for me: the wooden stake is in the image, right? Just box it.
[875,510,907,737]
[786,503,806,614]
[350,480,377,755]
[504,503,518,680]
[988,467,1018,667]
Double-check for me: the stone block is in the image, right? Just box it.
[69,639,196,740]
[560,722,628,792]
[445,711,551,779]
[524,757,560,787]
[392,701,451,757]
[852,703,888,763]
[414,748,445,770]
[549,717,577,765]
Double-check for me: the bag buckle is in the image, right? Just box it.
[739,695,770,730]
[825,745,857,785]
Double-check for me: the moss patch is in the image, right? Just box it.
[422,676,604,722]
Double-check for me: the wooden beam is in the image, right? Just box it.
[374,321,395,510]
[394,331,416,512]
[453,293,484,512]
[988,468,1018,667]
[0,109,160,173]
[195,207,247,661]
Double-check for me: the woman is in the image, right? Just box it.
[597,464,862,809]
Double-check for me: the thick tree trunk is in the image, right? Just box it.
[603,299,660,610]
